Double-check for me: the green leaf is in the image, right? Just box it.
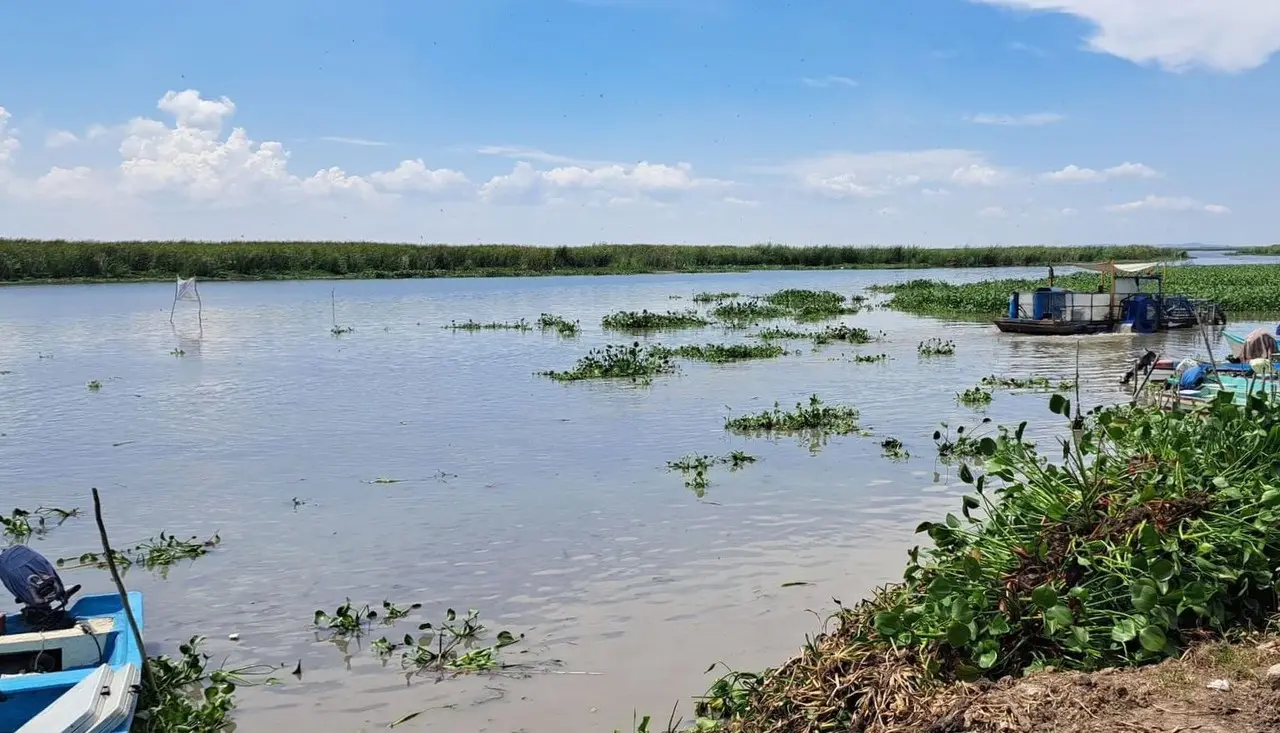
[1070,625,1090,649]
[959,464,974,484]
[986,616,1011,636]
[950,598,974,623]
[1131,581,1158,612]
[1111,619,1138,643]
[927,577,955,599]
[1031,585,1058,610]
[1049,394,1066,415]
[946,621,971,647]
[1262,489,1280,507]
[1150,559,1175,582]
[962,554,983,580]
[1139,625,1168,653]
[946,513,961,529]
[979,437,997,456]
[874,611,902,637]
[1044,604,1073,628]
[977,649,998,669]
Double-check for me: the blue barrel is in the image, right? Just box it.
[1008,293,1018,319]
[1130,295,1156,333]
[1032,291,1050,320]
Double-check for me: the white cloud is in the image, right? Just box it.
[978,205,1008,218]
[1043,161,1159,182]
[369,159,470,194]
[45,130,79,149]
[1105,194,1230,214]
[1060,207,1078,216]
[723,196,759,207]
[775,149,1008,199]
[318,136,390,147]
[966,112,1064,126]
[157,89,235,130]
[971,0,1280,73]
[479,159,719,205]
[476,145,612,168]
[32,166,102,200]
[800,75,858,89]
[877,206,901,217]
[921,187,951,196]
[0,107,19,167]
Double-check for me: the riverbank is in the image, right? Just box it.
[647,390,1280,733]
[872,263,1280,314]
[0,240,1182,283]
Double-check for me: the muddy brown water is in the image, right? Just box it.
[0,263,1265,732]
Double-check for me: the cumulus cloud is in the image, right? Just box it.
[775,149,1009,199]
[0,107,19,167]
[1043,162,1160,182]
[369,159,470,194]
[965,112,1064,126]
[971,0,1280,72]
[1104,194,1230,214]
[479,159,721,205]
[977,205,1008,218]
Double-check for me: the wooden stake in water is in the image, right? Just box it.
[92,488,151,688]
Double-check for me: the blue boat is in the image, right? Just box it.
[0,591,144,733]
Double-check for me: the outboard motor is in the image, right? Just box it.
[0,545,81,631]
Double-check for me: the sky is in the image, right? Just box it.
[0,0,1277,246]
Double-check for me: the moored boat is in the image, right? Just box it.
[0,546,143,733]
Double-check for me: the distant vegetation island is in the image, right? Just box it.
[0,240,1185,283]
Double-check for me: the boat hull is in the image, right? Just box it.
[994,319,1117,336]
[0,592,143,733]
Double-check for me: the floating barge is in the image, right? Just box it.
[994,262,1226,336]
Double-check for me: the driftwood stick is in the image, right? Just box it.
[92,487,152,687]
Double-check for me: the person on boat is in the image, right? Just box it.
[1048,265,1055,287]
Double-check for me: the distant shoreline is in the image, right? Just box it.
[0,240,1186,285]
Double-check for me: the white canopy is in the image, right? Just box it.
[1076,261,1161,276]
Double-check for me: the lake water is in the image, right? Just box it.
[0,261,1268,732]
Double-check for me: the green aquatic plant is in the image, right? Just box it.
[59,532,221,572]
[670,343,788,363]
[956,386,994,408]
[933,418,994,462]
[710,300,790,326]
[133,636,281,733]
[751,326,819,341]
[666,451,758,497]
[918,338,956,357]
[880,437,910,461]
[87,380,102,391]
[538,342,679,383]
[400,608,522,676]
[444,318,532,331]
[314,600,377,639]
[693,291,740,303]
[813,324,879,346]
[763,289,860,322]
[725,396,863,453]
[170,348,185,357]
[1,506,79,544]
[330,324,354,336]
[979,375,1076,392]
[850,353,889,364]
[536,313,581,336]
[602,309,709,331]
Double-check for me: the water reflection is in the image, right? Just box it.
[0,269,1268,732]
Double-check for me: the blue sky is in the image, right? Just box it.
[0,0,1277,245]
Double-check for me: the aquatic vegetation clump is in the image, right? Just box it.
[401,608,522,675]
[666,451,758,497]
[444,318,532,331]
[695,392,1280,731]
[751,326,820,341]
[850,353,889,364]
[764,288,860,321]
[59,532,221,572]
[538,342,679,383]
[880,437,909,461]
[602,309,710,331]
[956,386,994,407]
[814,324,879,345]
[536,313,581,336]
[710,300,790,326]
[980,375,1077,392]
[87,380,102,391]
[692,291,740,303]
[670,343,788,363]
[918,338,956,356]
[133,636,280,733]
[726,395,861,438]
[933,419,994,461]
[1,506,79,544]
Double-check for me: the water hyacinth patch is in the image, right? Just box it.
[602,309,710,331]
[538,342,679,383]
